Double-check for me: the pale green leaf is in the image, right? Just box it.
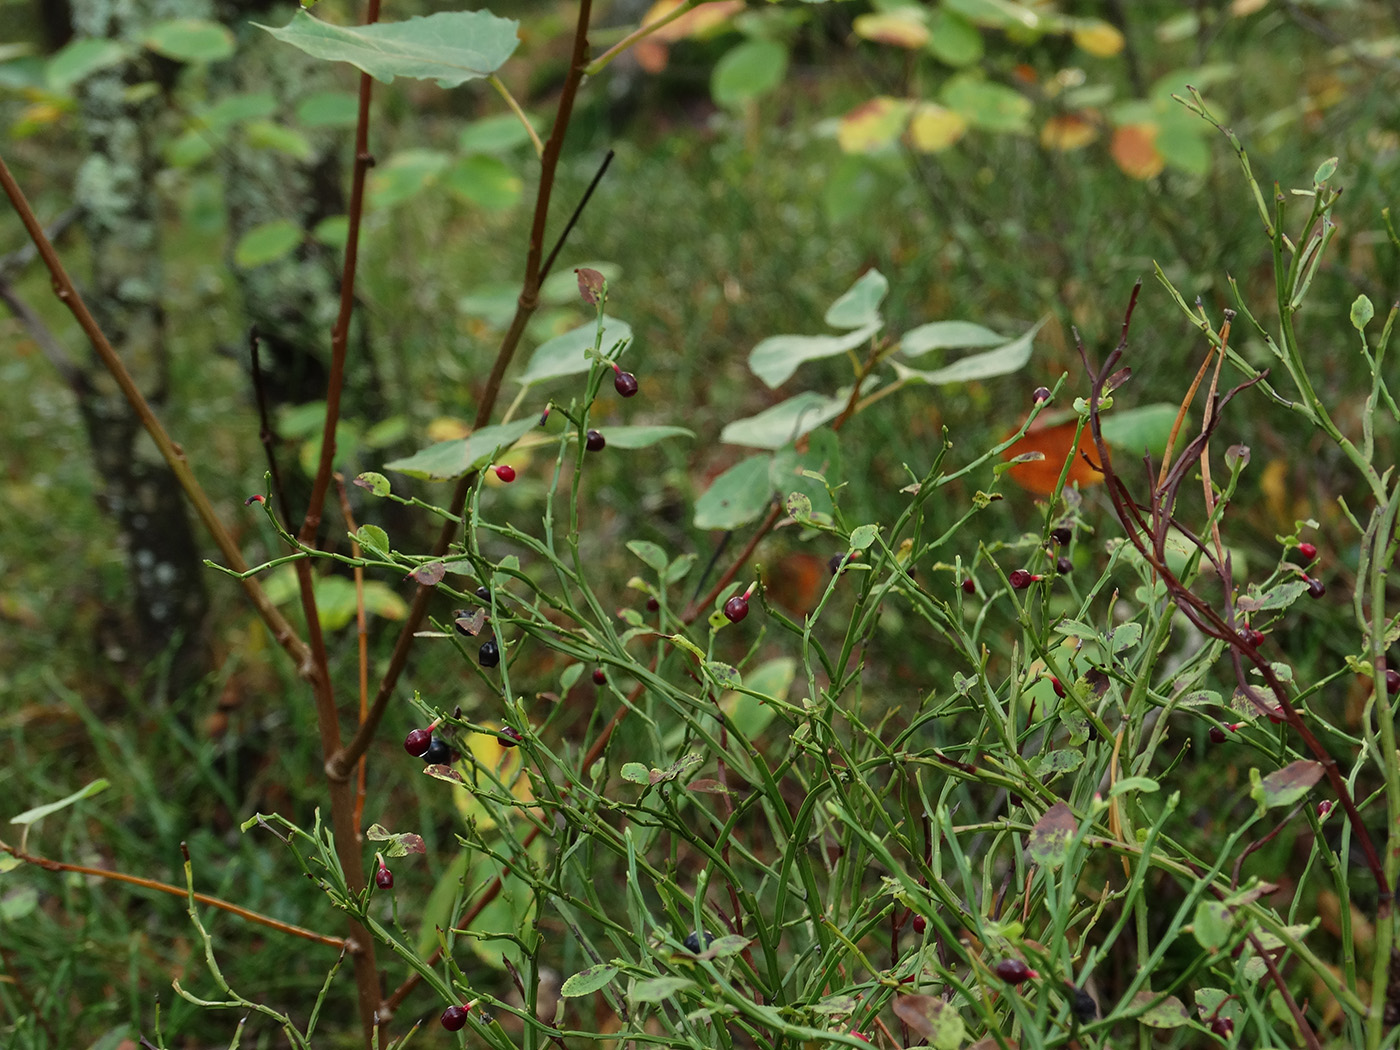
[384,417,538,480]
[749,322,881,388]
[899,320,1005,357]
[892,318,1042,385]
[11,780,110,825]
[517,317,633,386]
[824,269,888,329]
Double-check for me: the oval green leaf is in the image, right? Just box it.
[694,454,773,530]
[721,390,848,449]
[443,153,522,211]
[46,38,130,93]
[561,963,618,997]
[10,779,110,825]
[892,318,1042,385]
[749,322,881,389]
[899,320,1005,357]
[233,219,302,268]
[599,425,695,449]
[383,417,538,480]
[144,19,236,63]
[824,269,888,329]
[940,73,1033,132]
[711,38,787,108]
[517,317,633,387]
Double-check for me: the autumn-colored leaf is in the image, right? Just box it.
[1111,123,1165,179]
[853,11,930,49]
[1002,419,1102,495]
[634,0,742,73]
[1041,111,1098,151]
[1072,18,1125,57]
[837,97,913,153]
[763,553,826,617]
[908,102,967,152]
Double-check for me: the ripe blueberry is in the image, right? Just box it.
[1209,1016,1234,1037]
[1066,983,1097,1022]
[585,429,606,452]
[1306,577,1326,599]
[494,464,516,483]
[1297,541,1317,560]
[614,371,639,397]
[1056,556,1072,575]
[1051,526,1072,546]
[499,725,522,748]
[592,668,606,685]
[422,736,452,765]
[1209,726,1227,744]
[994,958,1038,984]
[961,578,976,595]
[479,639,500,667]
[723,595,749,623]
[1386,668,1400,695]
[646,596,660,612]
[1033,386,1051,403]
[683,930,713,953]
[375,864,394,890]
[404,727,433,757]
[441,1005,469,1031]
[476,585,491,600]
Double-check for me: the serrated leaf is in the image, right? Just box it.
[694,454,773,530]
[384,417,537,481]
[1251,759,1323,812]
[899,320,1005,357]
[1028,800,1075,868]
[561,963,618,997]
[748,322,882,389]
[892,319,1042,385]
[144,19,236,63]
[516,317,633,386]
[10,780,110,825]
[256,10,520,88]
[824,269,888,329]
[630,976,692,1003]
[233,219,302,268]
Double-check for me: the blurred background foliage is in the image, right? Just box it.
[0,0,1397,1045]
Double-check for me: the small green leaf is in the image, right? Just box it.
[1111,622,1142,652]
[516,317,633,386]
[384,417,537,481]
[233,219,302,268]
[706,934,751,959]
[1035,749,1083,775]
[1027,800,1075,868]
[356,524,390,555]
[891,319,1042,385]
[940,72,1034,132]
[296,91,359,127]
[561,963,618,997]
[665,554,697,585]
[899,320,1005,357]
[459,112,539,153]
[443,153,522,211]
[926,8,982,66]
[245,120,313,161]
[721,390,850,449]
[256,10,520,88]
[1313,156,1338,186]
[1251,759,1323,812]
[1192,900,1233,951]
[748,322,882,388]
[369,149,451,208]
[786,492,813,521]
[630,976,692,1003]
[711,38,787,108]
[627,541,668,573]
[144,19,236,63]
[1100,403,1184,457]
[1351,294,1374,332]
[824,269,888,329]
[1131,991,1189,1028]
[11,780,110,825]
[1109,776,1159,797]
[848,524,879,550]
[46,38,130,93]
[705,662,742,689]
[694,454,773,530]
[354,472,391,497]
[620,763,650,784]
[601,425,694,449]
[199,92,277,131]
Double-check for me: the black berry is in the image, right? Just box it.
[499,725,522,748]
[1386,668,1399,695]
[585,429,606,452]
[592,668,606,685]
[479,639,500,667]
[723,595,749,623]
[994,958,1037,984]
[961,578,976,595]
[375,865,394,889]
[829,554,845,575]
[1209,1016,1234,1037]
[404,727,433,757]
[1056,556,1072,575]
[614,371,639,397]
[441,1005,469,1031]
[1066,983,1097,1022]
[1209,726,1227,744]
[1306,577,1326,599]
[646,596,660,612]
[683,930,713,953]
[494,464,516,483]
[1297,541,1317,560]
[1051,526,1072,545]
[1033,386,1051,403]
[476,586,491,600]
[422,736,452,764]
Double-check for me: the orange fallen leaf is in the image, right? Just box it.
[1041,111,1098,151]
[1002,419,1103,495]
[763,553,827,617]
[1111,123,1165,179]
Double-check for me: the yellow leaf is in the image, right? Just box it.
[1230,0,1268,14]
[1040,111,1098,151]
[853,11,930,50]
[908,102,967,152]
[426,416,471,442]
[837,96,913,153]
[1072,18,1125,57]
[1110,123,1164,179]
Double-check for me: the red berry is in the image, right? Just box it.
[404,727,433,757]
[1387,668,1400,695]
[912,914,926,934]
[1050,676,1065,698]
[961,578,976,594]
[585,429,606,452]
[1209,1016,1234,1037]
[1209,726,1227,744]
[592,668,606,685]
[994,958,1038,984]
[1009,569,1034,589]
[1033,386,1051,403]
[1297,542,1317,560]
[1317,800,1333,818]
[849,1032,869,1043]
[1306,577,1326,599]
[441,1005,469,1031]
[614,371,639,397]
[646,596,660,612]
[723,595,749,623]
[499,725,522,748]
[375,865,393,889]
[494,464,516,483]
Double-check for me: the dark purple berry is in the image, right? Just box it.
[1297,541,1317,560]
[1317,799,1333,817]
[1051,526,1072,545]
[829,554,845,575]
[1056,556,1072,575]
[614,371,639,397]
[1033,386,1051,403]
[585,429,606,452]
[683,930,713,953]
[441,1005,469,1031]
[375,865,394,889]
[912,914,926,934]
[1306,576,1326,599]
[646,596,660,612]
[1386,668,1400,695]
[994,958,1037,984]
[499,725,522,748]
[1009,569,1034,589]
[422,736,452,765]
[1066,983,1097,1021]
[961,578,976,595]
[404,727,433,757]
[723,595,749,623]
[479,639,500,667]
[592,668,606,685]
[1209,1016,1234,1037]
[476,585,490,600]
[1209,726,1227,744]
[494,464,516,483]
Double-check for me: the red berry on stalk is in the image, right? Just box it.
[614,370,639,397]
[494,464,516,483]
[499,725,522,748]
[1050,676,1065,698]
[1386,668,1400,695]
[1209,1016,1234,1037]
[1033,386,1051,403]
[1297,542,1317,560]
[404,727,433,757]
[592,668,606,685]
[962,578,976,595]
[723,595,749,623]
[646,596,660,612]
[585,429,606,452]
[375,864,394,889]
[1306,577,1326,599]
[441,1005,469,1031]
[912,914,926,934]
[1009,569,1034,589]
[1050,526,1072,545]
[1317,800,1333,818]
[994,958,1038,984]
[1209,726,1227,744]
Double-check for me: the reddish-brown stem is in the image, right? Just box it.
[0,841,349,950]
[336,474,372,834]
